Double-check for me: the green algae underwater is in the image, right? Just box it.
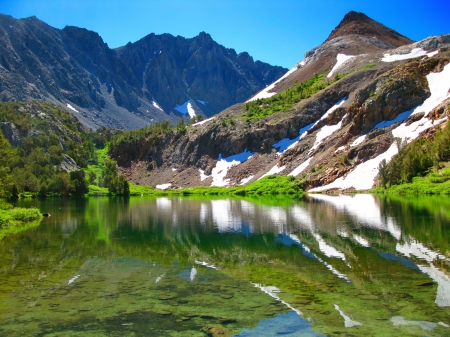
[0,194,449,336]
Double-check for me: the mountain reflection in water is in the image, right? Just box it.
[1,194,449,336]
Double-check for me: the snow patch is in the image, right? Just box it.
[151,101,163,111]
[313,98,347,127]
[310,115,346,152]
[195,260,218,269]
[373,109,414,130]
[273,122,315,155]
[174,100,196,118]
[68,275,80,285]
[197,100,207,105]
[195,261,217,270]
[350,135,366,147]
[155,273,165,284]
[391,316,437,331]
[66,103,79,113]
[334,304,362,328]
[314,234,346,261]
[192,117,215,126]
[288,157,312,177]
[259,164,286,179]
[199,169,210,181]
[156,183,171,190]
[187,102,196,118]
[209,150,254,187]
[252,283,303,317]
[327,54,355,78]
[189,267,197,282]
[309,143,398,191]
[382,48,438,62]
[353,234,370,247]
[240,175,254,185]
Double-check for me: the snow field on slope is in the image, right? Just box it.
[327,54,355,78]
[174,100,196,118]
[66,103,79,113]
[310,62,450,191]
[382,48,439,62]
[199,150,254,187]
[151,101,163,111]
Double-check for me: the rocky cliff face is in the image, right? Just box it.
[0,14,287,130]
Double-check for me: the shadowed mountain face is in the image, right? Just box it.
[0,14,287,130]
[115,32,287,118]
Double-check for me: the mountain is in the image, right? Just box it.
[248,11,414,98]
[106,12,450,193]
[0,14,287,130]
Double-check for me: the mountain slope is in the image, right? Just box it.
[248,11,414,99]
[0,14,287,130]
[106,12,450,192]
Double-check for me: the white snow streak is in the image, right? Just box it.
[382,48,438,62]
[151,101,163,111]
[334,304,362,328]
[156,183,171,190]
[314,234,347,261]
[192,117,215,126]
[68,275,80,285]
[66,103,79,113]
[239,175,254,185]
[259,164,286,179]
[288,157,312,177]
[252,283,303,317]
[208,150,254,187]
[350,135,366,147]
[187,102,196,118]
[195,260,218,269]
[327,54,355,78]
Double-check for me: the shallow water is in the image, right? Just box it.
[1,194,449,336]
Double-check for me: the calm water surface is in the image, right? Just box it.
[1,194,449,336]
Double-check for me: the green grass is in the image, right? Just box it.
[0,201,43,239]
[163,175,304,196]
[129,183,158,196]
[373,167,450,195]
[87,185,109,196]
[243,71,351,121]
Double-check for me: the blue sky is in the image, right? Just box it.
[1,0,448,69]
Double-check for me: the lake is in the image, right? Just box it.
[1,194,449,336]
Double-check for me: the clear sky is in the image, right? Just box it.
[1,0,449,69]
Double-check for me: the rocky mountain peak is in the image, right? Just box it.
[325,11,413,48]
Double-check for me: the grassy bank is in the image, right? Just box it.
[373,167,450,195]
[102,175,304,197]
[0,201,43,240]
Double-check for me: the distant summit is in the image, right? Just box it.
[325,11,413,47]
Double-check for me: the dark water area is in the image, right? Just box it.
[1,194,449,336]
